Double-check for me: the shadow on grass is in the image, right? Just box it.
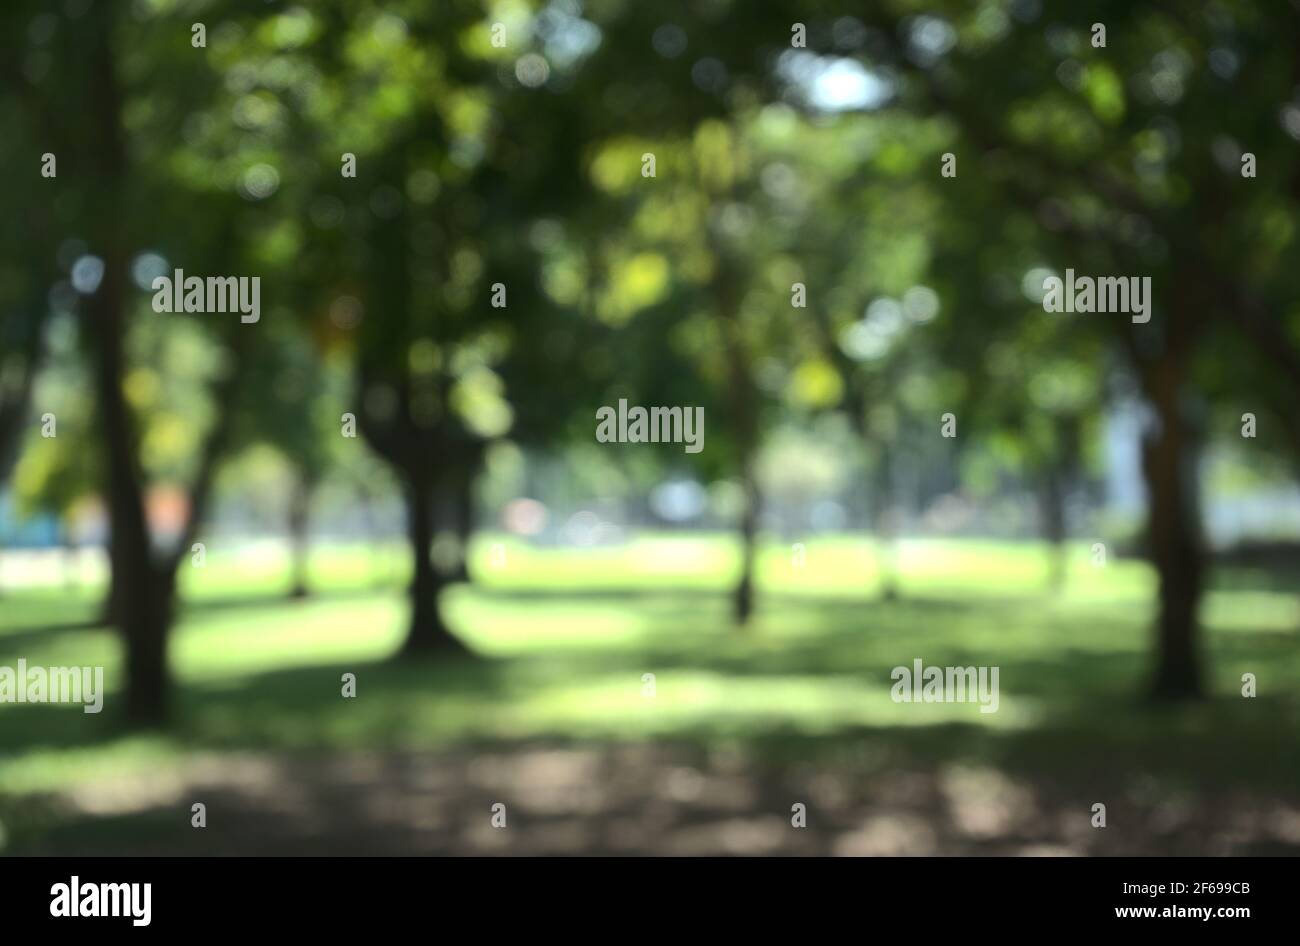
[3,578,1298,854]
[8,726,1300,855]
[176,585,407,617]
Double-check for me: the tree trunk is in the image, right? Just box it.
[734,465,761,625]
[709,226,761,627]
[77,0,171,724]
[1140,354,1205,701]
[84,235,174,722]
[401,474,469,657]
[122,567,175,725]
[89,268,172,723]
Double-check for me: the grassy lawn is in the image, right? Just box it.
[1,534,1298,854]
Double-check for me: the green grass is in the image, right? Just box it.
[1,533,1298,852]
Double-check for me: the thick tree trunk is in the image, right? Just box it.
[91,302,172,722]
[84,237,174,722]
[122,568,175,725]
[401,474,469,657]
[78,0,170,724]
[1140,355,1205,701]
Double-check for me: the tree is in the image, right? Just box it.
[2,0,273,722]
[818,1,1300,698]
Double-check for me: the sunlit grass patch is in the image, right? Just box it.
[0,533,1297,842]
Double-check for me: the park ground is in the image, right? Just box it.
[1,535,1298,855]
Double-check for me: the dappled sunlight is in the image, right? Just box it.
[173,596,405,680]
[2,536,1298,853]
[10,742,1299,856]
